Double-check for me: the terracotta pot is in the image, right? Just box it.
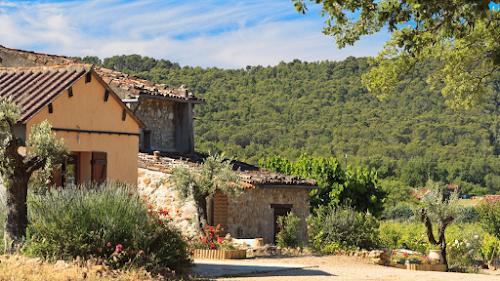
[428,249,444,264]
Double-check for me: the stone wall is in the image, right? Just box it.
[226,188,310,244]
[129,99,176,152]
[137,168,198,235]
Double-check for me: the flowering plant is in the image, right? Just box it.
[187,225,240,251]
[447,234,482,269]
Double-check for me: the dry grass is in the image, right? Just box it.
[458,199,480,207]
[0,254,202,281]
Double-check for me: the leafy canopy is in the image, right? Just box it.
[170,153,243,202]
[293,0,500,110]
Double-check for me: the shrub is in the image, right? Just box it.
[378,222,428,253]
[308,205,380,251]
[446,234,482,271]
[456,206,480,223]
[386,203,415,222]
[25,182,192,272]
[481,233,499,260]
[276,212,301,248]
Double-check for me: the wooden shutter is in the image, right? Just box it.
[91,152,107,184]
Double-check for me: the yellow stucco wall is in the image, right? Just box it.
[26,72,140,184]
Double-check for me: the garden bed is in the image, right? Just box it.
[192,249,247,260]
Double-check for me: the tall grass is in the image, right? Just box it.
[24,182,191,272]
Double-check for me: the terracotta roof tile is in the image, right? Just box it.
[0,45,204,103]
[484,195,500,204]
[138,151,318,188]
[0,65,88,123]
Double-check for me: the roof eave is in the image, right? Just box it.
[258,184,319,189]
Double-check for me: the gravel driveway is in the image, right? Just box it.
[202,255,500,281]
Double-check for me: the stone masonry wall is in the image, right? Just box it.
[226,188,310,244]
[137,168,198,236]
[131,99,175,152]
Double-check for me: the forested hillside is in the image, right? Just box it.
[77,55,500,196]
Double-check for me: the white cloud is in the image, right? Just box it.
[0,0,389,68]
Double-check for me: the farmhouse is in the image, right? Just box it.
[0,64,145,185]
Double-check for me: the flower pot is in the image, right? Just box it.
[428,250,444,264]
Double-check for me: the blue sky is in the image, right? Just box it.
[0,0,389,69]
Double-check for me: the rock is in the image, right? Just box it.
[27,257,43,266]
[54,260,68,268]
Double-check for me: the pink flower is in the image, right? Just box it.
[107,242,112,247]
[91,223,95,226]
[97,247,102,253]
[116,244,123,252]
[131,250,134,255]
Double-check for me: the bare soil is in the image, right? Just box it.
[220,255,500,281]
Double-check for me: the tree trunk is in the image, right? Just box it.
[421,208,453,271]
[4,176,29,242]
[195,195,209,231]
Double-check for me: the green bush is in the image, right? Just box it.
[385,203,415,222]
[276,212,301,248]
[378,222,428,253]
[25,183,192,272]
[456,206,480,223]
[308,205,380,251]
[481,233,499,260]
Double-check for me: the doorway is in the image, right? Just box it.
[271,204,292,244]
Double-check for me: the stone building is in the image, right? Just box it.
[0,46,205,154]
[137,151,318,244]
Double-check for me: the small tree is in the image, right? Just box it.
[169,153,243,230]
[0,99,68,242]
[419,180,459,270]
[478,200,500,240]
[276,212,301,248]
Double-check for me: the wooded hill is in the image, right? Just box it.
[77,55,500,196]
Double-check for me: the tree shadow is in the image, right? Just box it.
[193,263,334,278]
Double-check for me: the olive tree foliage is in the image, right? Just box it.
[419,180,460,270]
[0,98,68,242]
[168,153,243,230]
[293,0,499,110]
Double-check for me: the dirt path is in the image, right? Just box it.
[216,255,500,281]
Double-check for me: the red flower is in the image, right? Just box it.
[149,222,152,225]
[185,218,189,221]
[403,252,408,257]
[148,206,152,209]
[97,247,102,253]
[159,220,163,224]
[210,242,216,249]
[217,237,224,243]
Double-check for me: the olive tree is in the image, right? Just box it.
[0,98,68,242]
[419,180,459,270]
[169,153,243,230]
